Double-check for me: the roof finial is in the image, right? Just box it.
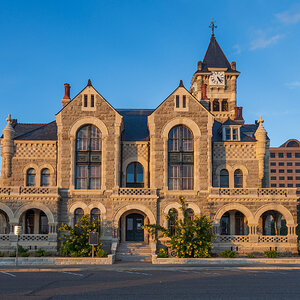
[179,80,184,87]
[258,115,264,126]
[209,19,217,37]
[87,79,92,86]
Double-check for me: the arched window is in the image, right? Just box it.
[76,125,101,189]
[126,162,144,188]
[74,208,84,225]
[222,100,228,111]
[213,100,220,111]
[168,209,178,236]
[234,169,243,188]
[90,208,100,222]
[220,169,229,188]
[41,168,50,187]
[186,208,194,221]
[26,168,36,186]
[168,125,194,190]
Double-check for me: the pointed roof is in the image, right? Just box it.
[203,35,232,70]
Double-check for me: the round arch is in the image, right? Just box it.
[69,117,108,139]
[87,203,107,220]
[114,204,156,226]
[69,202,89,215]
[214,203,255,224]
[186,203,201,216]
[0,203,14,223]
[161,117,201,139]
[215,164,234,187]
[14,203,55,224]
[39,163,55,186]
[122,158,148,187]
[254,204,295,226]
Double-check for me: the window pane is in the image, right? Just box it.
[168,127,179,151]
[225,128,231,140]
[27,168,36,186]
[41,169,50,187]
[220,169,229,187]
[90,126,101,150]
[136,163,143,183]
[126,164,135,183]
[76,126,89,150]
[91,208,100,221]
[89,166,101,189]
[182,165,193,190]
[168,166,180,190]
[234,169,243,188]
[182,126,193,151]
[74,208,84,224]
[76,166,88,189]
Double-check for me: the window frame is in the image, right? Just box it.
[126,162,144,188]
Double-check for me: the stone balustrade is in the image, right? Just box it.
[0,186,59,195]
[113,188,158,197]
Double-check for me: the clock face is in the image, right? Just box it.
[210,72,225,85]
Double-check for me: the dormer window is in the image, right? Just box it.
[223,126,240,141]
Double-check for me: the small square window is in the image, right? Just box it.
[288,184,293,187]
[279,183,285,187]
[297,190,300,194]
[270,162,276,166]
[279,169,284,173]
[182,95,186,108]
[270,153,275,158]
[296,163,300,166]
[296,176,300,180]
[296,170,300,173]
[270,169,276,173]
[287,162,293,166]
[176,95,180,108]
[271,176,276,180]
[278,153,284,158]
[271,183,277,187]
[278,162,284,166]
[287,169,293,173]
[279,176,285,180]
[287,176,293,180]
[296,153,300,158]
[287,153,292,158]
[296,184,300,187]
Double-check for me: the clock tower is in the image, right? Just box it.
[190,32,240,122]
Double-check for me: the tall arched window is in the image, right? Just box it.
[76,125,101,189]
[41,168,50,187]
[222,100,228,111]
[168,125,194,190]
[220,169,229,188]
[234,169,243,188]
[126,162,144,188]
[26,168,36,186]
[213,100,220,111]
[74,208,84,225]
[168,209,178,236]
[186,208,194,221]
[90,208,100,222]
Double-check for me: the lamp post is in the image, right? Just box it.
[14,226,22,266]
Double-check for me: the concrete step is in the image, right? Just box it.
[116,242,152,262]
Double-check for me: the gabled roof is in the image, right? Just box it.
[14,121,57,140]
[117,109,154,141]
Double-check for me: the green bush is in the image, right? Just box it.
[265,250,278,258]
[247,253,255,258]
[35,249,46,257]
[144,197,214,258]
[157,247,169,258]
[219,250,237,258]
[59,215,105,257]
[21,252,30,257]
[96,248,107,257]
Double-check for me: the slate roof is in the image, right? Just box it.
[117,109,154,141]
[14,121,57,140]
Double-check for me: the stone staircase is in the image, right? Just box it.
[115,242,152,262]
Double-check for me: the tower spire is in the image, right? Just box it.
[209,19,217,37]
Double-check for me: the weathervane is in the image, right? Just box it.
[209,19,217,36]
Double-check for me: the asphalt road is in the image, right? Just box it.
[0,267,299,299]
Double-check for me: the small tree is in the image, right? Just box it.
[143,196,214,258]
[59,215,106,257]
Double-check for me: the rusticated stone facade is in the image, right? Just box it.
[0,34,297,255]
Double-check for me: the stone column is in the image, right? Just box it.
[229,211,235,235]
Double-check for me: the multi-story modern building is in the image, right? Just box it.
[269,139,300,197]
[0,32,298,258]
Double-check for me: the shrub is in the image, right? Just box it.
[219,250,236,258]
[59,215,105,257]
[96,248,107,257]
[265,250,278,258]
[144,196,214,258]
[35,249,46,257]
[21,252,30,257]
[157,247,169,258]
[247,253,255,258]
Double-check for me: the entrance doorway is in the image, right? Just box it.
[126,213,144,241]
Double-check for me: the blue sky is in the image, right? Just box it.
[0,0,299,146]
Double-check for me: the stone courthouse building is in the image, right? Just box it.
[0,32,298,257]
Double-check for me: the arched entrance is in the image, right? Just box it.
[219,210,249,235]
[126,213,144,241]
[0,210,9,234]
[19,209,49,234]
